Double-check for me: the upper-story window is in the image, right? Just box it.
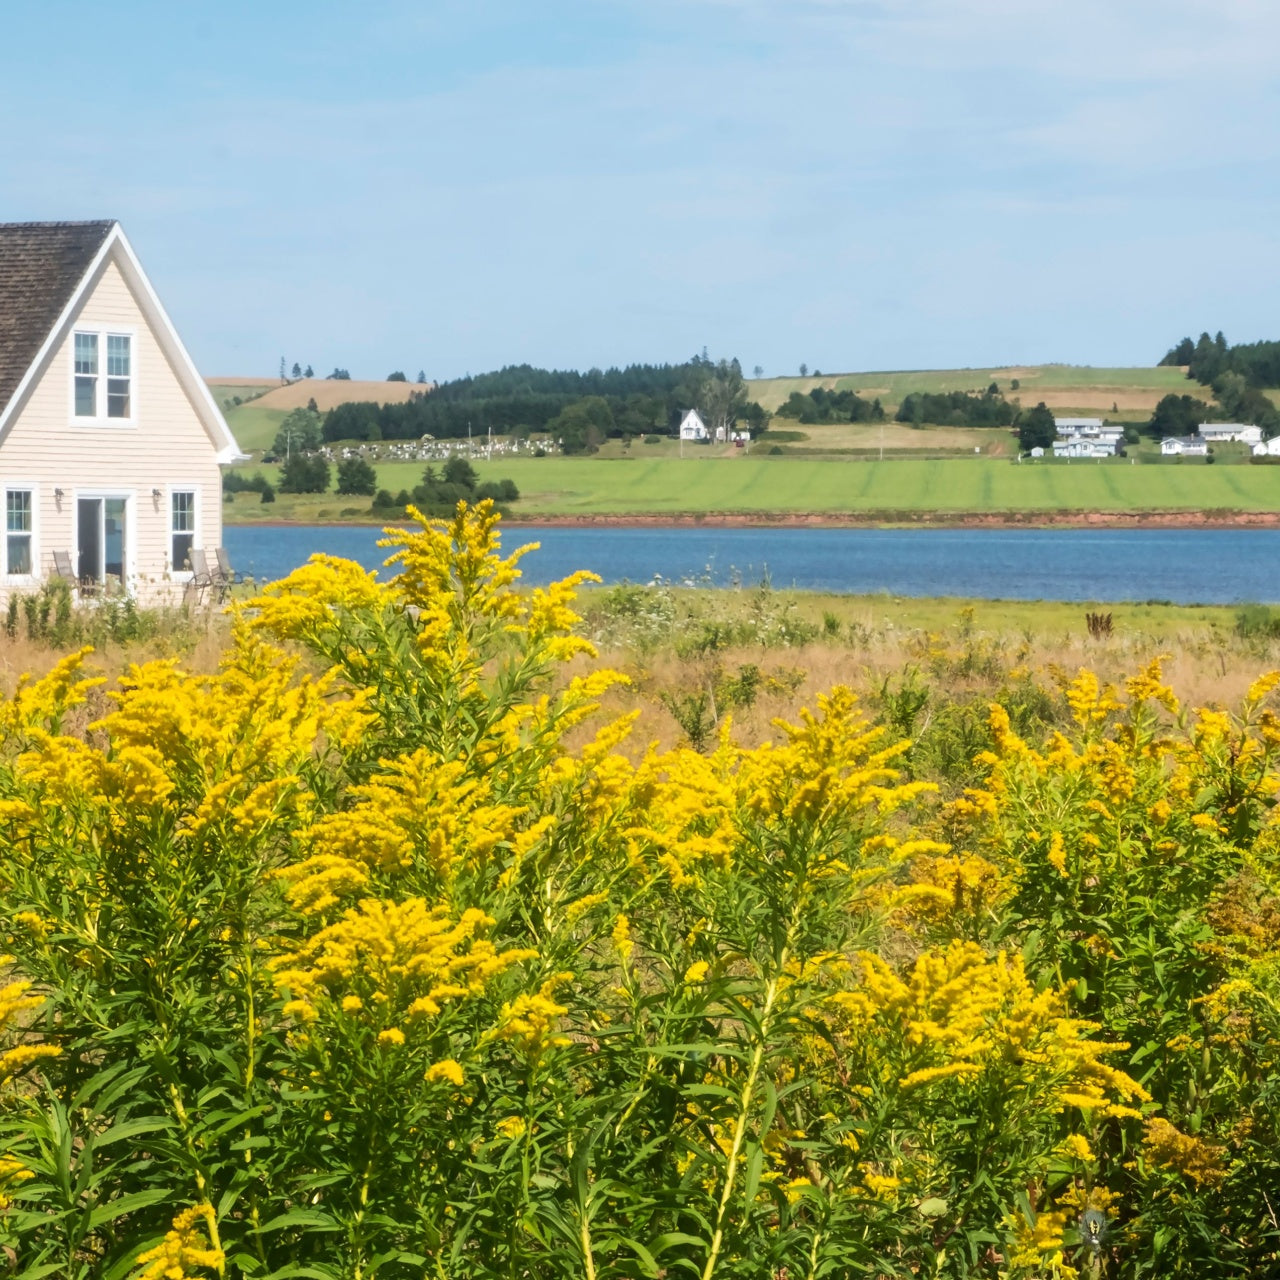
[74,333,97,416]
[73,331,132,421]
[107,335,131,417]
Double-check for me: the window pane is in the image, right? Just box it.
[107,334,131,377]
[75,375,96,416]
[172,533,194,572]
[107,378,130,418]
[74,332,98,374]
[171,491,195,532]
[6,490,31,533]
[7,534,31,576]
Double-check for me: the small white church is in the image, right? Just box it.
[678,409,709,442]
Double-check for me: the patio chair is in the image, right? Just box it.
[51,549,98,598]
[214,547,241,590]
[185,547,220,606]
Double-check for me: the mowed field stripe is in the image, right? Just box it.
[235,456,1280,517]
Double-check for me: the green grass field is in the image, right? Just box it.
[224,404,289,453]
[224,455,1280,522]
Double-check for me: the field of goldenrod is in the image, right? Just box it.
[1,502,1278,1279]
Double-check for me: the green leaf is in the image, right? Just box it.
[88,1188,171,1228]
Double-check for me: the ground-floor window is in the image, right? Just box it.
[171,490,196,572]
[5,488,33,575]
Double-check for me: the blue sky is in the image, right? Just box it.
[2,0,1277,379]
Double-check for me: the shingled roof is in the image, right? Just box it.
[0,220,116,417]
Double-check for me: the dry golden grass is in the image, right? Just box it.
[254,378,434,412]
[1019,388,1168,413]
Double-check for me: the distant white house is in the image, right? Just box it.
[1199,423,1263,445]
[1252,437,1280,457]
[1053,438,1115,459]
[679,409,709,442]
[1052,417,1122,457]
[1029,446,1045,458]
[1161,436,1209,457]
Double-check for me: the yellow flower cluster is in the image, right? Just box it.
[134,1203,224,1280]
[1141,1117,1227,1187]
[0,647,104,740]
[1008,1206,1072,1275]
[835,942,1148,1114]
[491,974,572,1060]
[242,552,394,641]
[282,748,526,913]
[0,1154,33,1214]
[273,897,535,1038]
[0,970,60,1083]
[739,687,929,826]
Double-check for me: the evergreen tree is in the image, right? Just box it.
[336,457,378,495]
[1017,403,1057,452]
[278,452,330,493]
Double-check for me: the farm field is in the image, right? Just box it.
[748,364,1195,419]
[225,455,1280,522]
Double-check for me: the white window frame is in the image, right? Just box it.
[167,484,201,579]
[74,489,136,593]
[68,326,137,427]
[2,483,38,582]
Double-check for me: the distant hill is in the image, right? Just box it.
[748,365,1195,421]
[205,376,434,453]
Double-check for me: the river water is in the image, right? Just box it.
[221,524,1280,604]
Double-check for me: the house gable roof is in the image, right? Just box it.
[0,221,115,417]
[0,220,243,462]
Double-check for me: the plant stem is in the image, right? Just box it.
[700,969,782,1280]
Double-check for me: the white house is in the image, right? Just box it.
[1253,438,1280,457]
[1052,417,1122,457]
[1052,438,1115,459]
[679,409,709,442]
[1161,436,1209,457]
[0,221,241,605]
[1198,423,1263,445]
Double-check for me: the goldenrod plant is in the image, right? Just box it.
[0,502,1275,1277]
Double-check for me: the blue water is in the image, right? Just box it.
[221,524,1280,604]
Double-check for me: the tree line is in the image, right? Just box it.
[318,354,768,452]
[775,387,885,424]
[1159,332,1280,435]
[897,384,1016,429]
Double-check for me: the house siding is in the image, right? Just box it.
[0,259,222,605]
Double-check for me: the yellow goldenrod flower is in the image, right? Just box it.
[425,1059,465,1086]
[134,1204,223,1280]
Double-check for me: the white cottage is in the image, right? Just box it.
[0,221,241,605]
[678,409,709,442]
[1198,423,1263,445]
[1161,436,1209,457]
